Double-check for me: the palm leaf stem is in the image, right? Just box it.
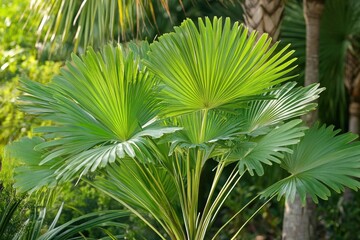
[196,162,243,239]
[211,193,261,240]
[230,196,274,240]
[172,152,191,239]
[209,165,243,223]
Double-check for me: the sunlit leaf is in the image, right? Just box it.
[145,17,297,116]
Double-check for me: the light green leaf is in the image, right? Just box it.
[38,209,129,240]
[242,82,324,135]
[18,44,162,182]
[92,160,185,239]
[262,124,360,204]
[167,110,243,150]
[145,17,297,116]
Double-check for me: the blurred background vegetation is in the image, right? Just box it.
[1,0,360,239]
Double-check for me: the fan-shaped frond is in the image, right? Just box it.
[18,45,179,182]
[242,82,323,135]
[231,119,306,176]
[145,17,297,116]
[262,124,360,204]
[5,137,56,193]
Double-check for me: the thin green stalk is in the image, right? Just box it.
[197,166,242,240]
[230,196,274,240]
[172,153,190,239]
[200,160,225,221]
[211,194,261,240]
[199,109,209,143]
[195,160,225,239]
[210,169,243,223]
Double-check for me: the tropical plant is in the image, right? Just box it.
[26,0,189,53]
[6,17,360,239]
[242,0,284,42]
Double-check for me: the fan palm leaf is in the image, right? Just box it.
[236,119,307,176]
[17,45,180,182]
[145,17,297,116]
[262,124,360,203]
[242,82,323,135]
[28,0,178,52]
[92,159,185,239]
[5,137,56,193]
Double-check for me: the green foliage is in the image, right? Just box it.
[7,17,345,240]
[316,194,360,240]
[0,61,61,186]
[262,124,360,203]
[145,17,296,116]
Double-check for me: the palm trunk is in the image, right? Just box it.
[242,0,284,42]
[282,1,324,239]
[344,49,360,203]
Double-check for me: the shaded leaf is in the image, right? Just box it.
[262,124,360,204]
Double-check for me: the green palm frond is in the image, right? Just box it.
[5,137,57,193]
[262,123,360,204]
[280,0,306,80]
[16,45,180,182]
[28,0,177,52]
[232,119,306,176]
[145,17,297,116]
[38,209,129,240]
[242,82,324,135]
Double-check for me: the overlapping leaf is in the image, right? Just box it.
[166,110,244,152]
[242,82,323,135]
[262,124,360,203]
[231,120,306,176]
[145,17,297,116]
[93,160,184,239]
[18,45,179,182]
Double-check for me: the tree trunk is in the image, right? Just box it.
[242,0,285,42]
[282,195,316,240]
[344,49,360,203]
[282,1,324,240]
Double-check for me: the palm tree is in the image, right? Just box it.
[242,0,285,42]
[7,17,360,239]
[13,0,360,238]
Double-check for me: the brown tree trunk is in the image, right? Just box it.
[242,0,285,42]
[282,1,324,240]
